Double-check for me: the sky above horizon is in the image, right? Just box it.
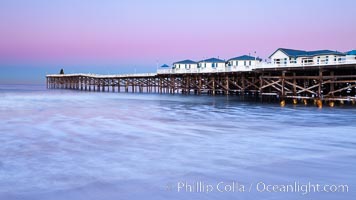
[0,0,356,84]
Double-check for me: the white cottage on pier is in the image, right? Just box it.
[227,55,262,71]
[173,60,198,73]
[198,58,226,73]
[346,50,356,62]
[269,48,345,66]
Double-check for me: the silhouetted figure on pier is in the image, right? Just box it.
[60,69,64,74]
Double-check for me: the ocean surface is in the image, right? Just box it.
[0,84,355,200]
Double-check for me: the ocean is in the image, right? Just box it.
[0,84,355,200]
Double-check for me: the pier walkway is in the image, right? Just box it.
[47,62,356,106]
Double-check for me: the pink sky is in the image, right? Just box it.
[0,0,355,83]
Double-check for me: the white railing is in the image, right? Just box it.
[257,59,356,69]
[157,66,255,74]
[94,73,157,78]
[46,73,157,78]
[47,58,356,77]
[228,66,255,72]
[157,59,356,74]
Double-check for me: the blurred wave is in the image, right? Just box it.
[0,85,355,199]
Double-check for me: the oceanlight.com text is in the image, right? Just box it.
[171,181,349,195]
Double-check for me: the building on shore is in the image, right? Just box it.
[269,48,345,66]
[173,60,198,73]
[198,58,226,73]
[227,55,262,71]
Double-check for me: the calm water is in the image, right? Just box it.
[0,84,355,200]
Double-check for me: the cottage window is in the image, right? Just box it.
[249,61,251,66]
[244,61,246,66]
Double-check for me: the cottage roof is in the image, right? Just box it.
[346,50,356,55]
[199,58,225,63]
[269,48,345,58]
[307,50,345,56]
[160,64,170,68]
[228,55,262,61]
[173,60,197,65]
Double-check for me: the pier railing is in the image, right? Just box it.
[47,60,356,77]
[259,58,356,69]
[46,73,157,78]
[47,61,356,106]
[157,59,356,74]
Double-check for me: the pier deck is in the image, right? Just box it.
[46,64,356,105]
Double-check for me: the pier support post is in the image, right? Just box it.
[84,77,87,91]
[132,79,135,93]
[187,76,190,94]
[102,79,105,92]
[125,79,128,92]
[198,76,202,95]
[281,71,286,100]
[241,75,245,95]
[259,74,263,98]
[77,77,80,90]
[330,71,334,98]
[212,76,216,96]
[160,77,162,94]
[293,72,297,96]
[226,75,229,95]
[318,69,323,99]
[93,80,96,91]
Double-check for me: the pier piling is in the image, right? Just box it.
[46,64,356,105]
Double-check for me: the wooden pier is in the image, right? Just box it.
[46,64,356,106]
